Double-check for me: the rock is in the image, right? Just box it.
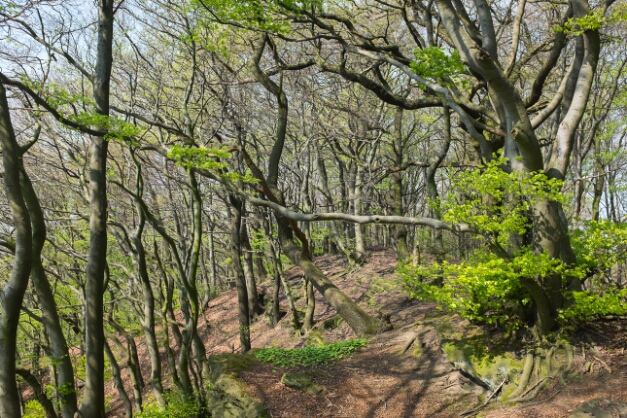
[281,372,324,394]
[569,399,627,418]
[305,330,326,347]
[207,353,270,418]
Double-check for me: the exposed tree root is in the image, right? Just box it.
[507,376,554,403]
[504,340,577,405]
[507,352,534,399]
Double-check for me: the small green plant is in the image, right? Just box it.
[254,339,368,368]
[135,390,200,418]
[23,400,46,418]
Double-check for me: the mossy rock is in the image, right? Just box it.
[207,353,269,418]
[442,341,523,389]
[423,313,523,392]
[569,399,627,418]
[305,331,326,347]
[281,372,324,394]
[322,315,344,330]
[209,353,260,381]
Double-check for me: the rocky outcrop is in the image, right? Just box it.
[569,399,627,418]
[280,372,323,394]
[206,353,270,418]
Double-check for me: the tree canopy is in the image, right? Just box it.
[1,0,627,416]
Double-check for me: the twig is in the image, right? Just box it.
[400,333,419,354]
[594,356,612,373]
[585,327,611,340]
[483,378,507,406]
[519,376,554,399]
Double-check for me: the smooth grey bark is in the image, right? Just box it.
[81,0,114,415]
[130,175,167,408]
[426,101,452,263]
[104,340,133,418]
[187,172,211,384]
[316,147,356,264]
[241,212,262,318]
[247,34,384,336]
[228,197,252,353]
[392,108,409,260]
[154,241,182,390]
[107,320,143,411]
[0,81,33,418]
[19,161,78,418]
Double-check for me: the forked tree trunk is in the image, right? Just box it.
[0,81,34,418]
[20,165,78,418]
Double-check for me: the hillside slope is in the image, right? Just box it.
[103,248,627,418]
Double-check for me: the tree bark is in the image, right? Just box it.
[229,197,252,353]
[104,340,133,418]
[19,162,78,418]
[81,1,114,415]
[0,81,33,418]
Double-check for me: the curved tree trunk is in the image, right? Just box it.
[0,81,34,418]
[19,161,78,418]
[104,340,133,418]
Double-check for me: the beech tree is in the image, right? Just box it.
[1,0,627,416]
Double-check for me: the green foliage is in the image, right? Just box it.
[402,155,575,329]
[410,47,465,84]
[443,155,564,244]
[561,289,627,321]
[254,339,368,367]
[571,219,627,272]
[167,144,259,183]
[135,390,200,418]
[402,156,627,329]
[193,0,320,33]
[23,400,46,418]
[401,251,583,328]
[67,112,143,143]
[554,9,605,36]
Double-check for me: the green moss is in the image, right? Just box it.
[305,331,326,347]
[207,353,269,418]
[281,372,323,394]
[322,315,344,330]
[209,353,259,381]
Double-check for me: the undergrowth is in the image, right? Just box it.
[135,390,200,418]
[254,339,368,368]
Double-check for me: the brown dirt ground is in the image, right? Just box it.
[29,248,627,417]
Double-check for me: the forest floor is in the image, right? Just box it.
[99,248,627,418]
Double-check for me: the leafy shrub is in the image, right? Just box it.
[23,400,45,418]
[254,339,368,368]
[401,155,627,330]
[135,390,200,418]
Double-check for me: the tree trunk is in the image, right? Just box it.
[0,81,34,418]
[81,1,114,415]
[241,212,262,318]
[19,162,78,418]
[229,198,252,353]
[275,212,383,336]
[303,280,315,332]
[104,340,133,418]
[15,368,57,418]
[392,107,409,260]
